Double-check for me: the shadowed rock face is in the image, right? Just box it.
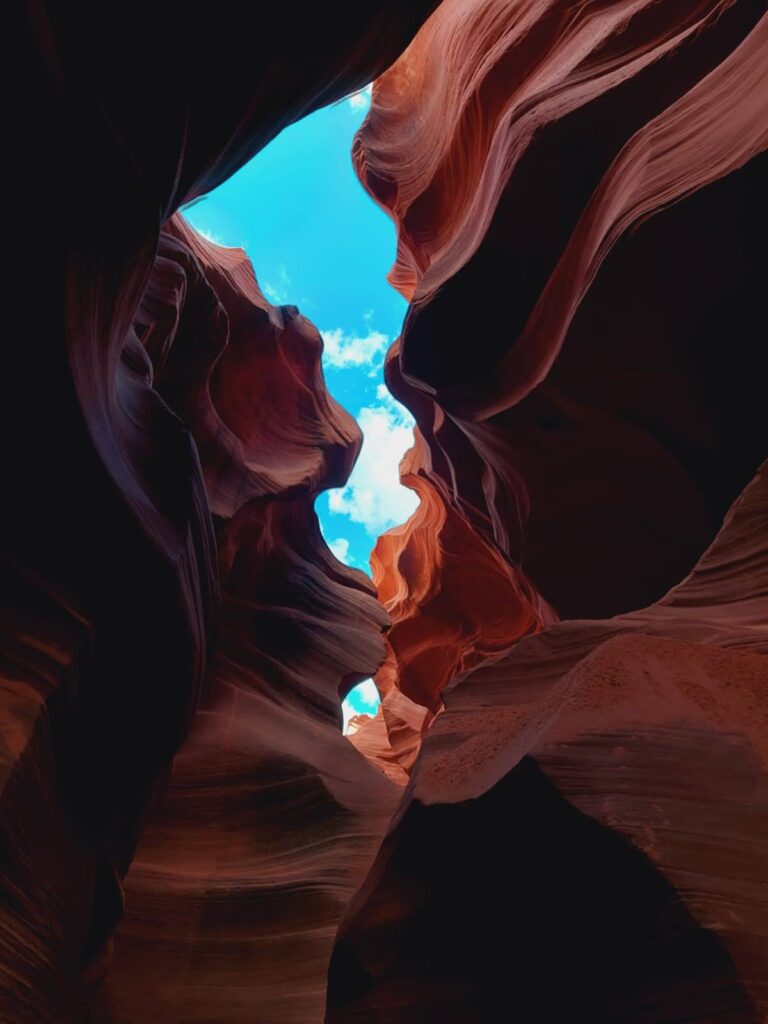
[351,0,767,757]
[94,222,398,1023]
[329,466,768,1021]
[4,1,767,1022]
[330,2,767,1018]
[5,3,438,1021]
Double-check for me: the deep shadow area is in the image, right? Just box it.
[328,757,758,1023]
[393,1,765,621]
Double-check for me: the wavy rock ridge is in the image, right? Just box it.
[352,0,768,766]
[331,463,768,1020]
[336,0,767,1019]
[5,3,438,1021]
[95,219,399,1023]
[3,0,767,1022]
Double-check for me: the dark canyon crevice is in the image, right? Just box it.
[3,1,767,1022]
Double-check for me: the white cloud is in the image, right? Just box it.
[262,265,291,305]
[348,83,372,112]
[328,396,418,534]
[188,222,245,250]
[342,677,381,733]
[328,537,351,564]
[197,226,225,245]
[321,328,389,370]
[342,700,355,732]
[263,281,287,303]
[355,678,380,706]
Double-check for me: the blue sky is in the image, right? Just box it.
[183,86,416,727]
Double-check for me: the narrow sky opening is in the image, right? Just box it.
[183,85,417,729]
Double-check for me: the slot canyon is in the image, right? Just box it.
[4,2,767,1022]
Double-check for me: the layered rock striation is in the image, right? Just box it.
[333,2,768,1018]
[353,0,768,767]
[4,3,439,1021]
[3,1,767,1022]
[330,462,768,1021]
[94,221,398,1022]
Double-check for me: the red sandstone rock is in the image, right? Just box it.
[4,0,767,1021]
[370,424,553,716]
[328,463,768,1022]
[94,226,400,1022]
[355,0,768,727]
[4,3,439,1020]
[326,3,768,1017]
